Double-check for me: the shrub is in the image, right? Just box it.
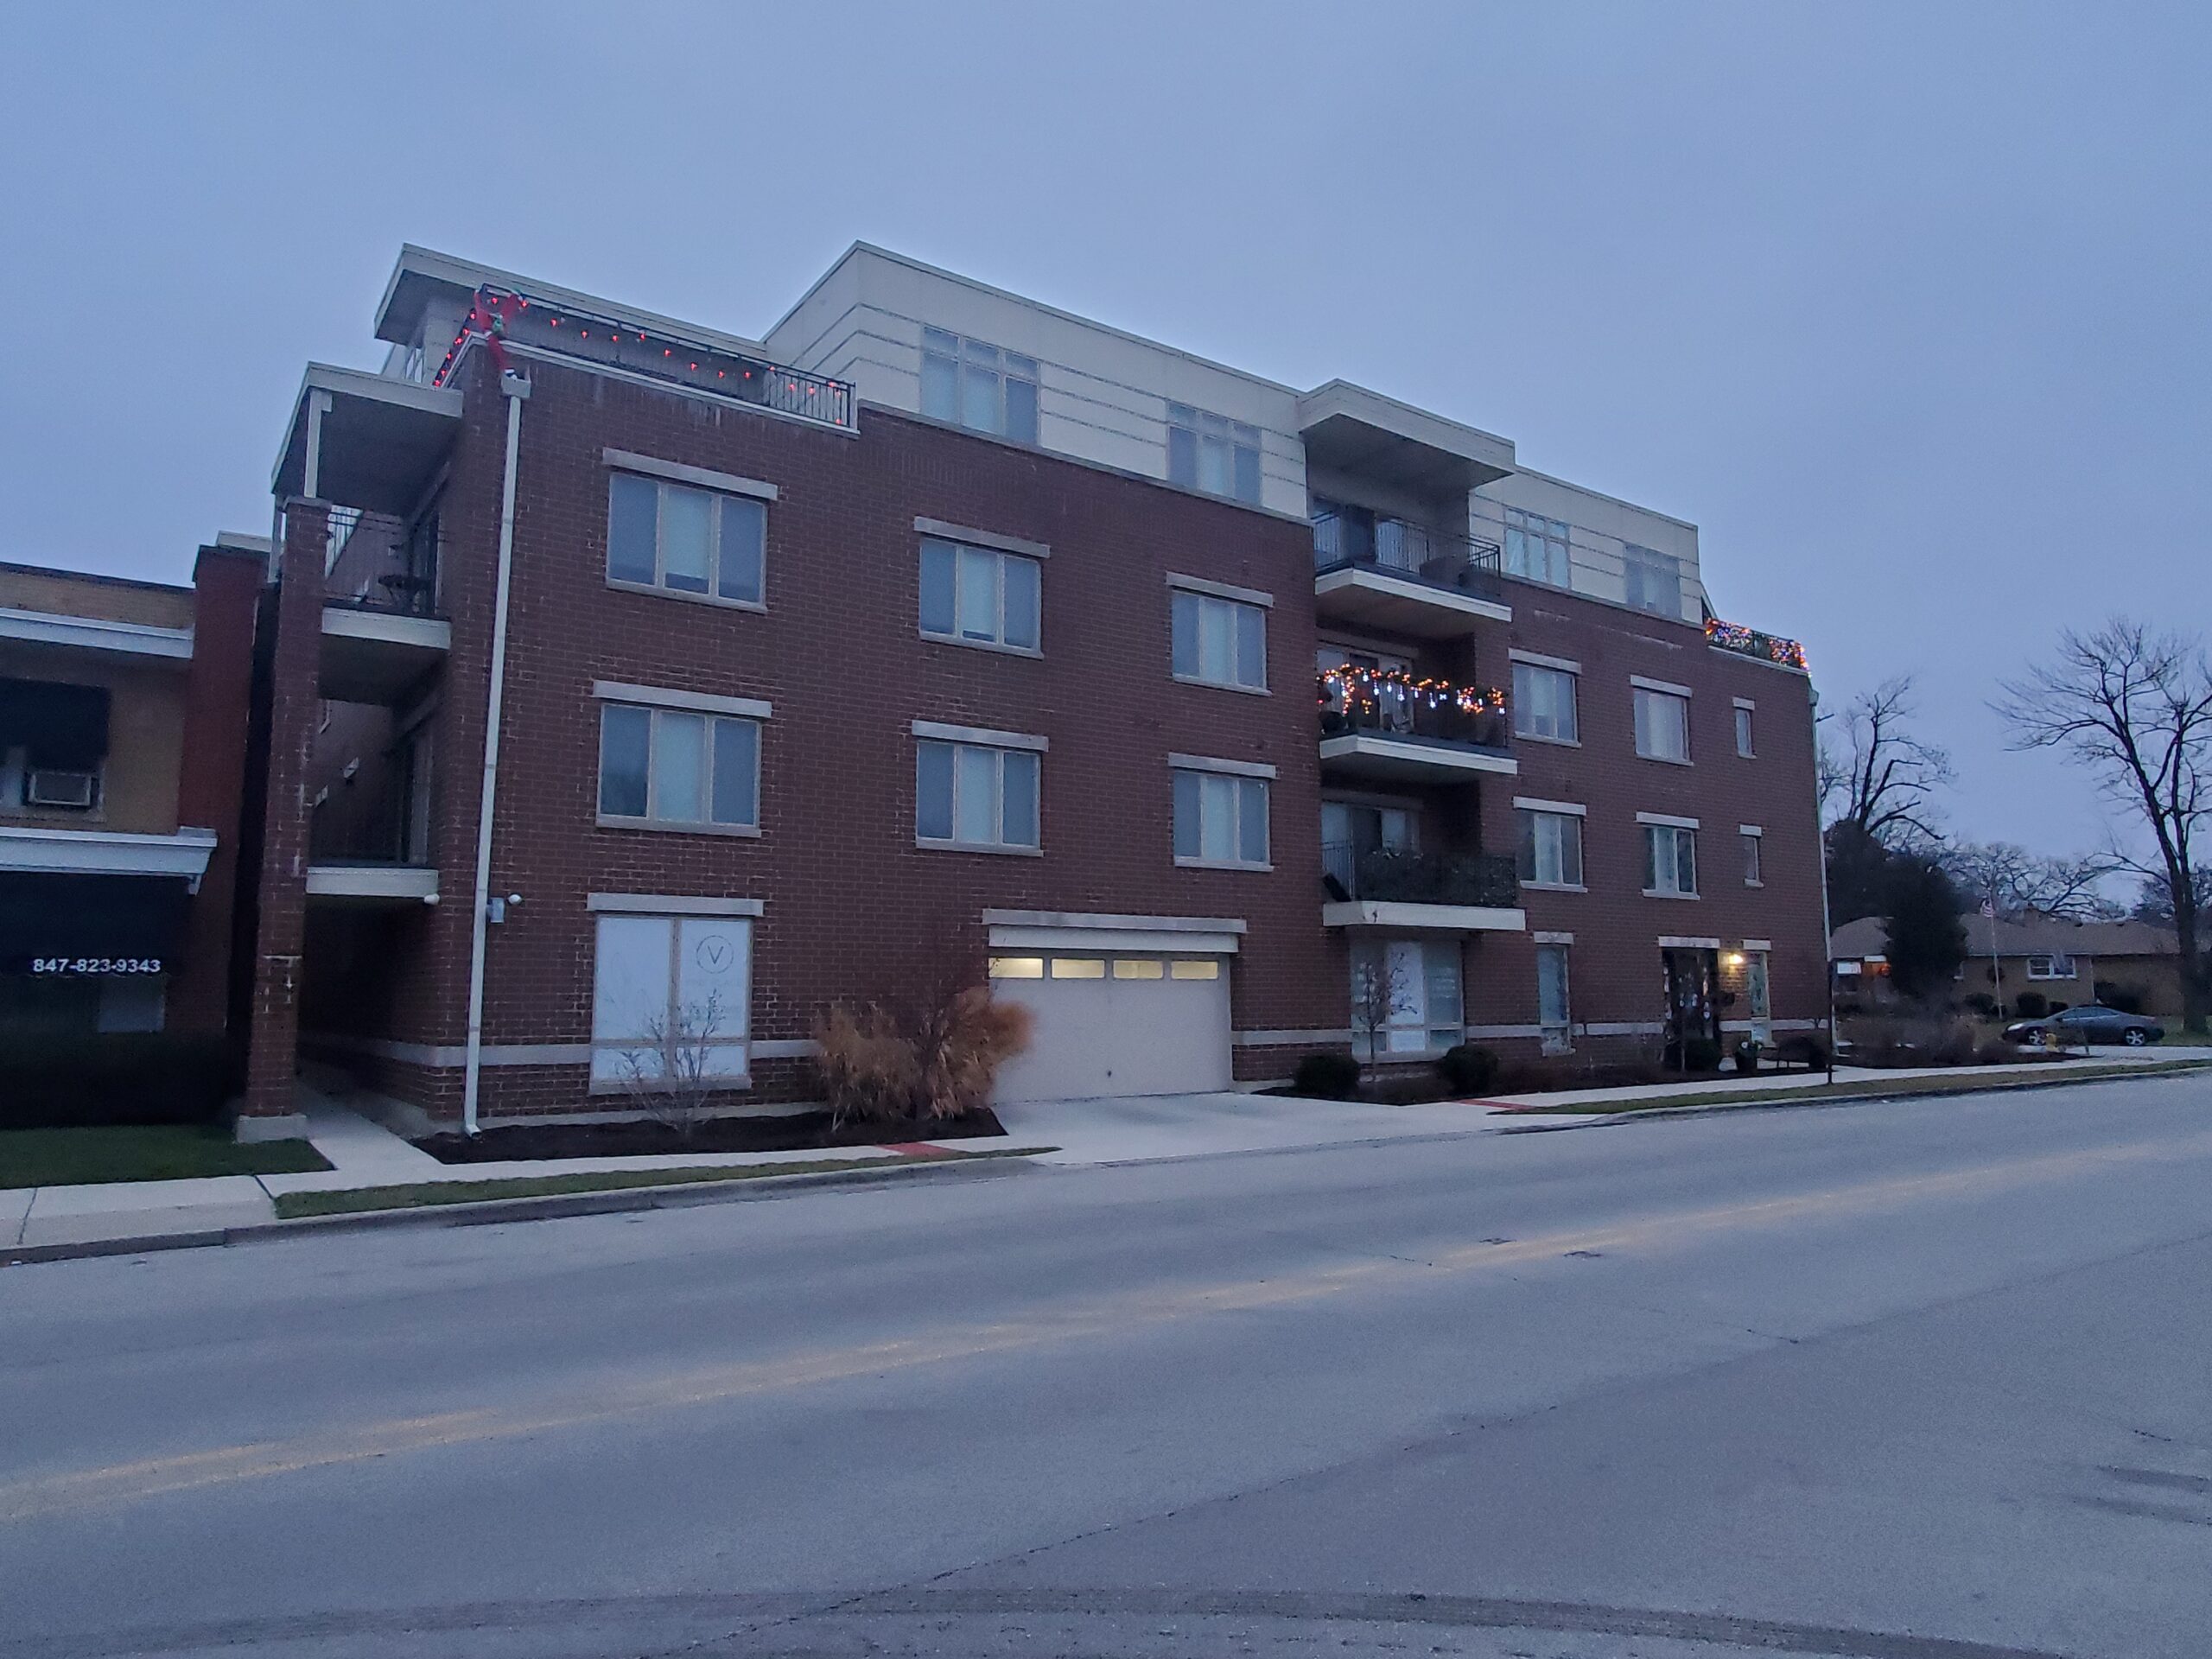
[2013,991,2050,1019]
[1962,992,1999,1018]
[1840,1010,1981,1067]
[1681,1036,1725,1073]
[1973,1039,2020,1065]
[1292,1051,1362,1099]
[812,1002,920,1128]
[0,1034,236,1130]
[814,988,1033,1127]
[2096,983,2147,1014]
[1784,1033,1832,1071]
[2048,1000,2069,1015]
[915,987,1033,1121]
[1435,1043,1500,1096]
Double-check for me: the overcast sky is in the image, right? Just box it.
[3,3,2205,863]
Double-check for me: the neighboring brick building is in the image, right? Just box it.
[0,544,264,1052]
[241,246,1826,1134]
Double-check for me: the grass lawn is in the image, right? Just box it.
[1538,1058,2212,1116]
[0,1124,331,1189]
[271,1145,1052,1221]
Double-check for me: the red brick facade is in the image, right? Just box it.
[268,340,1827,1122]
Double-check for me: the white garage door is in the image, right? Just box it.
[988,953,1232,1101]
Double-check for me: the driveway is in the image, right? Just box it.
[992,1090,1526,1165]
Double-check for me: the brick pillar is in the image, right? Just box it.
[239,499,327,1138]
[168,543,266,1036]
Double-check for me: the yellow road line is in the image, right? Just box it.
[7,1125,2210,1523]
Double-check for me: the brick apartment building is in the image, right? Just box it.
[0,546,263,1050]
[240,245,1825,1135]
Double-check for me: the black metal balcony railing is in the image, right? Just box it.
[1312,512,1505,605]
[1318,669,1512,753]
[433,285,857,433]
[1705,616,1808,671]
[323,508,442,619]
[1322,842,1521,909]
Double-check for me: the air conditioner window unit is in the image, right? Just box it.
[27,769,98,809]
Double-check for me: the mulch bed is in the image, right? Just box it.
[413,1107,1006,1166]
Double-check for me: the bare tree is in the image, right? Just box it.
[1939,842,2120,921]
[1996,621,2212,1033]
[1820,676,1954,848]
[1349,945,1417,1065]
[615,991,727,1141]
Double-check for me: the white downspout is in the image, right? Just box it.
[461,369,531,1135]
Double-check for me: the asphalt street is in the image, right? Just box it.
[3,1073,2209,1658]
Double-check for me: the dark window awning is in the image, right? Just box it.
[0,873,189,974]
[0,679,111,770]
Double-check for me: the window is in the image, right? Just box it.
[1166,403,1262,503]
[1516,809,1585,888]
[1633,685,1692,762]
[1050,957,1106,979]
[1173,767,1269,867]
[1171,590,1267,689]
[1511,662,1579,743]
[919,538,1040,652]
[1536,944,1572,1051]
[1734,703,1756,758]
[598,704,760,830]
[2025,953,2078,981]
[1624,546,1683,617]
[1112,958,1166,979]
[1170,958,1220,979]
[921,328,1038,443]
[988,956,1045,979]
[1351,939,1463,1057]
[0,678,107,810]
[589,913,750,1084]
[1503,510,1570,587]
[917,741,1040,851]
[1322,800,1414,893]
[1643,823,1699,897]
[607,473,766,606]
[1742,829,1764,887]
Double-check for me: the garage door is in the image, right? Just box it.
[988,953,1232,1101]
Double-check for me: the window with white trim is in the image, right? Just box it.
[1166,404,1262,503]
[919,537,1040,652]
[2025,953,2078,981]
[598,704,760,830]
[1742,830,1764,886]
[1633,686,1691,762]
[1171,589,1267,689]
[1351,938,1463,1057]
[1624,546,1683,617]
[1512,661,1579,742]
[1503,509,1570,587]
[1734,704,1756,758]
[589,912,751,1084]
[1643,823,1699,896]
[916,741,1040,851]
[1536,944,1572,1051]
[1516,809,1585,887]
[920,328,1038,443]
[1173,767,1269,867]
[607,472,766,605]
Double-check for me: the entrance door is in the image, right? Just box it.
[1662,948,1719,1066]
[1745,949,1772,1046]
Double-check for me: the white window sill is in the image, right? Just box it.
[597,816,762,838]
[1175,855,1273,873]
[920,632,1043,660]
[1172,673,1271,697]
[1521,880,1587,893]
[607,577,767,614]
[1737,751,1757,760]
[915,837,1044,857]
[1642,888,1702,900]
[1745,879,1765,889]
[1636,752,1694,767]
[1514,732,1581,748]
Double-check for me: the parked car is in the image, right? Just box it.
[2003,1004,2165,1047]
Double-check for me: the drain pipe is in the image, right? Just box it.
[461,368,531,1135]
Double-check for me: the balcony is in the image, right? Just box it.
[1317,669,1516,783]
[1705,616,1808,672]
[1320,842,1525,932]
[1312,513,1510,636]
[307,807,437,907]
[319,510,451,703]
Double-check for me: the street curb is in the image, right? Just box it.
[0,1151,1043,1268]
[1540,1058,2212,1128]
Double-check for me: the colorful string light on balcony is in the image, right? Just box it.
[1317,663,1507,715]
[1704,618,1808,671]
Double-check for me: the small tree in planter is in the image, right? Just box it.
[614,991,728,1144]
[1349,945,1417,1077]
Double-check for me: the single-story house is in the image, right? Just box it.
[1830,910,2189,1017]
